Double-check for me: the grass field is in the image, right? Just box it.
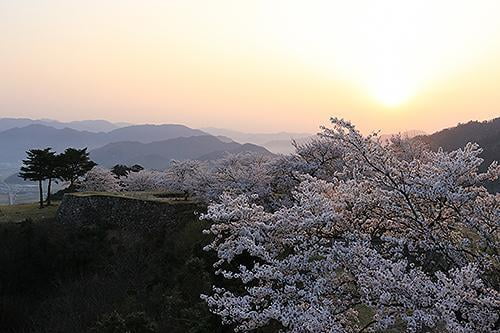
[71,191,196,203]
[0,202,59,223]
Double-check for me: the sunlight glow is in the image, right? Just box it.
[264,0,500,107]
[371,78,413,107]
[1,0,500,131]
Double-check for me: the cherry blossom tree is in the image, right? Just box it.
[78,166,122,192]
[164,153,276,203]
[203,153,274,204]
[122,169,168,192]
[165,159,208,198]
[267,138,344,207]
[292,136,344,181]
[201,118,500,333]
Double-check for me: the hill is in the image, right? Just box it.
[90,135,272,169]
[416,118,500,171]
[0,125,107,163]
[416,117,500,192]
[0,124,208,164]
[0,117,124,132]
[105,124,207,143]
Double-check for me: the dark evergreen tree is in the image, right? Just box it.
[111,164,130,178]
[129,164,144,173]
[58,148,96,189]
[111,164,144,178]
[19,148,54,208]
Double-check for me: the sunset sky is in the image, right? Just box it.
[1,0,500,134]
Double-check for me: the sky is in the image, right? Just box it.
[1,0,500,134]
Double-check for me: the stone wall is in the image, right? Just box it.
[56,193,201,232]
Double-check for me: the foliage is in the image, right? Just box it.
[165,159,207,198]
[162,144,345,208]
[78,166,121,192]
[415,117,500,193]
[12,117,498,333]
[111,164,145,178]
[19,148,54,182]
[111,164,131,178]
[201,118,500,333]
[57,148,96,187]
[0,219,110,332]
[122,170,168,192]
[0,203,225,333]
[91,311,158,333]
[201,153,275,204]
[18,147,97,207]
[19,148,56,208]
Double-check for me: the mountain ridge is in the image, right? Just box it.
[415,117,500,170]
[90,135,272,169]
[0,117,127,133]
[0,123,209,164]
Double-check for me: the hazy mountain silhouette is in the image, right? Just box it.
[196,143,272,161]
[202,127,312,153]
[1,117,497,174]
[90,135,271,169]
[0,124,209,164]
[105,124,207,143]
[0,118,126,132]
[202,127,312,144]
[0,125,107,163]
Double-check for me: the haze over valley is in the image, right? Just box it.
[1,116,498,205]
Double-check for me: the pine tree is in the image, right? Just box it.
[111,164,130,178]
[19,148,54,208]
[58,148,96,189]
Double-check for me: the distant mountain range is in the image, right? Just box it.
[202,127,312,145]
[0,119,274,171]
[91,135,271,169]
[0,117,128,133]
[0,117,498,173]
[0,124,210,164]
[202,127,313,154]
[0,118,311,155]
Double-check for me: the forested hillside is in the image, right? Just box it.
[416,117,499,171]
[416,118,499,192]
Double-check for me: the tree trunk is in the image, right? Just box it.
[38,180,44,209]
[46,178,52,206]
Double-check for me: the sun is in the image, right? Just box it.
[262,0,429,107]
[261,0,500,109]
[366,70,416,107]
[372,83,411,107]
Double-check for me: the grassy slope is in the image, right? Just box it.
[0,202,59,223]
